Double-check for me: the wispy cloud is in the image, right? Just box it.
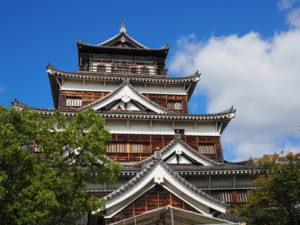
[170,5,300,161]
[287,8,300,28]
[278,0,298,10]
[0,84,5,93]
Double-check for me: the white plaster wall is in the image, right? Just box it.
[62,79,121,92]
[63,79,83,89]
[133,83,186,95]
[105,120,127,130]
[62,79,187,95]
[104,119,220,136]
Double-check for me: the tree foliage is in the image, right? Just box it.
[0,106,122,225]
[238,152,300,225]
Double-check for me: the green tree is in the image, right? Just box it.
[0,106,122,225]
[238,152,300,225]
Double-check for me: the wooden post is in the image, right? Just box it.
[170,207,174,225]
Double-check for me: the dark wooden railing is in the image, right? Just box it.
[79,64,167,75]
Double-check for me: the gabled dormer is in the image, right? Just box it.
[77,23,169,76]
[77,81,173,114]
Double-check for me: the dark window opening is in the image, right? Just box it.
[97,65,106,72]
[140,67,149,74]
[130,67,137,74]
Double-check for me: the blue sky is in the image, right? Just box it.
[0,0,299,160]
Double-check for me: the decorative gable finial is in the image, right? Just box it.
[175,130,182,140]
[119,21,127,33]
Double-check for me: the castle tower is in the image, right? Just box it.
[13,24,256,225]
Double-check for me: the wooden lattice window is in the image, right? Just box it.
[66,96,82,107]
[198,143,215,154]
[209,191,248,204]
[168,100,182,110]
[237,191,248,203]
[106,142,150,153]
[106,142,126,153]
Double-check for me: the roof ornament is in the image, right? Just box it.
[119,21,127,33]
[175,130,182,140]
[123,76,129,84]
[154,151,162,160]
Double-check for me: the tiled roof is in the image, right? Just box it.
[12,99,236,132]
[77,23,169,53]
[120,160,258,176]
[104,158,228,207]
[47,64,200,83]
[97,29,149,49]
[77,39,168,51]
[159,138,221,165]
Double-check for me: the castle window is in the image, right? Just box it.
[117,65,128,73]
[66,96,82,107]
[140,67,149,74]
[130,143,150,153]
[106,142,150,153]
[29,139,41,153]
[106,142,126,153]
[97,65,106,72]
[168,100,182,110]
[111,65,118,73]
[130,67,137,74]
[198,143,215,154]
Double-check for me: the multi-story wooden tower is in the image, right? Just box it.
[13,24,256,225]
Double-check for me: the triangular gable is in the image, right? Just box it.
[77,82,172,114]
[160,139,220,166]
[98,23,148,49]
[99,33,147,49]
[95,160,227,218]
[105,98,148,112]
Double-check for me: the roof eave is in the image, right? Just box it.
[46,65,200,84]
[77,40,169,57]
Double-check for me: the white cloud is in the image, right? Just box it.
[287,8,300,28]
[170,25,300,161]
[278,0,298,10]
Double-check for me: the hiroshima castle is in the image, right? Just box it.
[13,24,257,225]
